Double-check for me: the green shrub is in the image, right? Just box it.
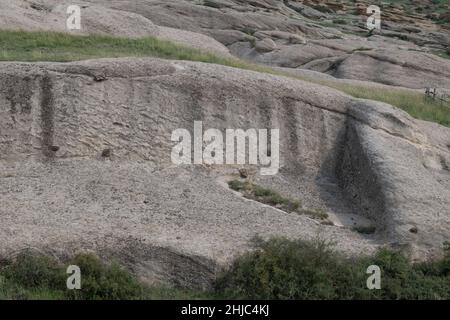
[216,238,450,300]
[216,237,368,299]
[253,185,274,197]
[66,254,144,300]
[228,180,246,191]
[1,239,450,300]
[2,252,65,290]
[0,252,147,300]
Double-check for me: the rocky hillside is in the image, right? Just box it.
[0,0,449,288]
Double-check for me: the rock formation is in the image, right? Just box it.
[0,0,449,288]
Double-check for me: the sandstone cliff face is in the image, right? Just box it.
[1,59,449,286]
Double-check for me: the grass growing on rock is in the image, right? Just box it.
[228,179,300,212]
[0,30,265,70]
[0,30,449,127]
[228,179,329,221]
[325,83,450,127]
[299,208,329,220]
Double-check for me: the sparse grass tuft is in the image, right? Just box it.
[228,179,302,212]
[228,179,329,219]
[227,179,248,192]
[316,81,450,127]
[300,208,329,220]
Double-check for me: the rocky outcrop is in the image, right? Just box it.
[305,49,450,89]
[254,38,277,52]
[0,0,449,288]
[1,58,449,287]
[3,0,450,89]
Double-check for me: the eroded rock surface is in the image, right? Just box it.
[1,58,449,287]
[1,0,450,287]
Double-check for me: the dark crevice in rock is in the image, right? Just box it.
[40,74,55,159]
[5,75,33,115]
[284,95,425,147]
[283,0,303,14]
[282,97,301,166]
[30,2,51,12]
[106,242,219,290]
[440,156,449,172]
[335,120,388,233]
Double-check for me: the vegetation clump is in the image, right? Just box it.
[228,179,329,220]
[0,252,203,300]
[216,238,450,300]
[1,239,450,300]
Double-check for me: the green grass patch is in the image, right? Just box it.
[228,179,328,220]
[228,179,302,213]
[299,208,329,220]
[0,29,449,128]
[317,82,450,127]
[0,29,261,72]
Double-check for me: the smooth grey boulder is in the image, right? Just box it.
[331,49,450,89]
[255,38,277,52]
